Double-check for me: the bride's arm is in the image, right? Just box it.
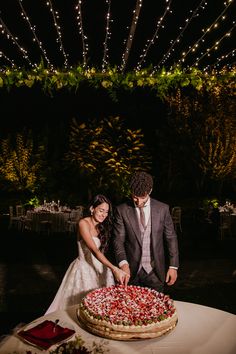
[78,219,128,284]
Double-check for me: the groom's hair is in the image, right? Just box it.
[130,171,153,197]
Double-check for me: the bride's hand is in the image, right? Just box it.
[112,267,129,285]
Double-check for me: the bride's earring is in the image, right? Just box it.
[90,207,94,215]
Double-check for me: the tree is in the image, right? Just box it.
[65,116,152,200]
[198,116,236,180]
[166,87,236,196]
[0,131,45,193]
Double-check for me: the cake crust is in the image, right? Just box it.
[78,285,178,340]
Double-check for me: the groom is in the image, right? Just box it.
[113,171,179,292]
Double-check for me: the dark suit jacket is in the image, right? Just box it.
[113,198,179,283]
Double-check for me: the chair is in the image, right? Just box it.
[16,205,25,217]
[39,213,53,235]
[39,220,52,235]
[21,216,33,232]
[15,204,34,232]
[20,210,33,232]
[67,206,84,234]
[171,206,182,232]
[219,213,232,240]
[75,205,84,218]
[8,206,22,230]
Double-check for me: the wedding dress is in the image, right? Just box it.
[45,236,115,314]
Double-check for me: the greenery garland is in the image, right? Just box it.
[0,63,235,100]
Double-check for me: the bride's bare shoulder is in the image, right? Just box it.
[78,217,90,227]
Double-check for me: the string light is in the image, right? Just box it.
[135,0,173,72]
[192,21,236,67]
[75,0,89,67]
[0,17,34,67]
[154,0,207,70]
[0,1,234,72]
[0,50,16,67]
[18,0,53,68]
[120,0,143,72]
[45,0,69,67]
[102,0,112,72]
[177,0,234,67]
[203,48,236,71]
[213,48,235,68]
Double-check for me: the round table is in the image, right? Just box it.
[26,211,71,233]
[0,301,235,353]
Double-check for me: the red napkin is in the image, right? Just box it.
[17,320,75,350]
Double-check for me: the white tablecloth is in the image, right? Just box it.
[0,301,235,353]
[26,211,71,233]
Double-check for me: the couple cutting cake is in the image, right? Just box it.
[45,171,179,314]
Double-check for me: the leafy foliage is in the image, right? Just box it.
[165,85,236,194]
[0,65,235,101]
[65,116,152,199]
[49,335,109,354]
[198,116,236,179]
[24,195,40,208]
[0,131,45,193]
[0,63,235,200]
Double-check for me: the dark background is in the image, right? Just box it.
[0,0,235,136]
[1,0,235,69]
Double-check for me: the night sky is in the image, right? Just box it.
[0,0,235,136]
[0,0,235,69]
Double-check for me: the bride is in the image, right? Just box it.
[45,194,128,314]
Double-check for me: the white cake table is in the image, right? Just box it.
[0,301,235,353]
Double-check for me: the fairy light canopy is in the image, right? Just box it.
[0,0,235,72]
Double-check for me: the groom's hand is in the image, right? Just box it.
[121,264,130,287]
[165,268,178,286]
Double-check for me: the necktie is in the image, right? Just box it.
[140,207,145,229]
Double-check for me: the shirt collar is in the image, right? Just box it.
[134,196,150,208]
[144,197,150,207]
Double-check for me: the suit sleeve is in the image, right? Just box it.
[113,206,128,265]
[163,206,179,268]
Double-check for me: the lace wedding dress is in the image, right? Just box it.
[45,236,115,314]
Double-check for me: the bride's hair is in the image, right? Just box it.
[89,194,113,252]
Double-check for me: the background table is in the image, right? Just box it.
[0,301,235,353]
[26,211,71,233]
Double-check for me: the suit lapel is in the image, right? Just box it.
[150,198,157,235]
[150,198,161,248]
[126,205,142,246]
